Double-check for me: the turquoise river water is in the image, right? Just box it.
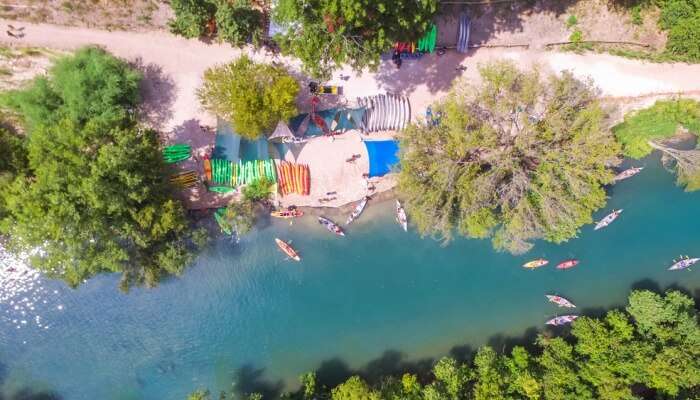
[0,153,699,399]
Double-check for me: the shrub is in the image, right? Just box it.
[659,0,697,29]
[215,1,263,46]
[243,177,272,203]
[168,0,216,38]
[666,15,700,58]
[566,14,579,27]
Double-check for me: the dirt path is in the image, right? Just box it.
[2,19,700,208]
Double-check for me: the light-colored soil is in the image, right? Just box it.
[0,0,172,31]
[0,45,63,90]
[1,12,699,209]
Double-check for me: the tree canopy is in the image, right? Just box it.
[273,0,439,78]
[188,289,700,400]
[0,47,205,289]
[168,0,263,46]
[397,61,620,254]
[613,98,700,191]
[197,56,299,140]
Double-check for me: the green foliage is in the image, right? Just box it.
[168,0,263,46]
[274,0,439,79]
[215,0,263,46]
[331,376,381,400]
[189,290,700,400]
[187,389,211,400]
[222,199,255,236]
[168,0,216,38]
[197,56,299,140]
[398,61,620,254]
[242,177,272,203]
[613,98,700,158]
[0,47,204,289]
[2,46,141,131]
[569,29,583,43]
[652,0,700,61]
[659,0,698,29]
[631,5,644,24]
[0,126,27,219]
[566,14,579,27]
[300,372,317,399]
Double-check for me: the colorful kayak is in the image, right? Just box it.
[546,315,578,326]
[523,259,548,269]
[613,167,643,182]
[594,209,623,231]
[396,200,408,231]
[271,209,304,219]
[556,259,579,270]
[546,295,576,308]
[668,256,700,271]
[204,159,212,182]
[275,238,301,262]
[346,197,369,225]
[318,216,345,237]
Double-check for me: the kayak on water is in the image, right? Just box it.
[613,167,643,182]
[668,256,700,271]
[546,315,578,326]
[556,259,579,270]
[396,200,408,231]
[594,209,623,231]
[346,196,369,225]
[271,209,304,219]
[275,238,301,262]
[523,259,548,269]
[546,295,576,308]
[318,216,345,237]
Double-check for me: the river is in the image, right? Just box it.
[1,153,699,400]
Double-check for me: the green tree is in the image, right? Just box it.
[188,389,211,400]
[331,376,381,400]
[168,0,217,39]
[274,0,439,78]
[0,47,204,289]
[398,61,620,254]
[215,0,263,46]
[197,56,299,139]
[222,199,255,236]
[432,356,471,399]
[300,372,317,400]
[243,177,273,203]
[0,126,27,219]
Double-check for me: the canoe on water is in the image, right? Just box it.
[396,200,408,231]
[594,209,623,231]
[546,315,578,326]
[346,196,369,225]
[546,295,576,308]
[556,259,579,270]
[271,209,304,219]
[668,257,700,271]
[523,259,548,269]
[275,238,301,262]
[318,216,345,237]
[613,167,643,182]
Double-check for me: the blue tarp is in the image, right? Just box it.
[215,118,269,162]
[364,140,400,177]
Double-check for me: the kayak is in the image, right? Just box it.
[204,159,212,182]
[546,315,578,326]
[556,259,579,270]
[523,259,548,269]
[275,238,301,262]
[318,216,345,237]
[396,200,408,231]
[668,257,700,271]
[613,167,643,182]
[594,209,623,231]
[546,295,576,308]
[271,209,304,219]
[346,197,369,225]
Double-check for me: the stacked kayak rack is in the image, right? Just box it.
[162,144,191,164]
[392,23,438,59]
[276,161,310,196]
[206,159,278,191]
[170,170,198,188]
[357,94,411,133]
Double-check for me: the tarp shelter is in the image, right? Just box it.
[289,107,366,137]
[364,140,400,177]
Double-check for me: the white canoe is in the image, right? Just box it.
[594,209,623,231]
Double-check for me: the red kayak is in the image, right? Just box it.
[556,259,579,270]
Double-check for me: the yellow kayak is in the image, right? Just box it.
[522,259,548,269]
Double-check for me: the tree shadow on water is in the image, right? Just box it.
[0,362,62,400]
[232,364,284,399]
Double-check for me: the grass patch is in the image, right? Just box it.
[566,14,578,28]
[613,99,700,158]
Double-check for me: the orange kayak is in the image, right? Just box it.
[271,209,304,219]
[275,238,300,261]
[204,159,212,182]
[556,259,579,270]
